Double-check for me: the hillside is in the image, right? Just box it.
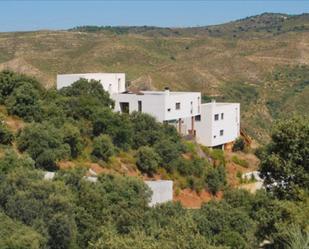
[0,13,308,142]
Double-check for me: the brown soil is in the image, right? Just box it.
[174,189,223,209]
[5,116,25,133]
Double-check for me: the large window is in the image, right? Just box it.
[214,114,219,121]
[220,130,224,136]
[176,102,181,110]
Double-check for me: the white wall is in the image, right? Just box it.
[192,102,240,147]
[145,180,173,207]
[57,73,126,94]
[114,90,201,122]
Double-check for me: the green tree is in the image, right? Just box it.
[92,134,115,162]
[154,139,181,171]
[136,146,160,175]
[0,150,34,174]
[62,123,83,158]
[5,82,42,122]
[0,70,42,104]
[17,123,70,170]
[0,211,46,249]
[205,165,226,195]
[259,116,309,199]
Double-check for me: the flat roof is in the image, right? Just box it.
[202,102,239,107]
[120,90,200,96]
[57,73,125,76]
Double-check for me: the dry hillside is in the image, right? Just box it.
[0,13,308,142]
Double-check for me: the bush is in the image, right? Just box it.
[205,165,226,195]
[232,137,245,152]
[92,134,115,162]
[135,146,160,175]
[0,123,13,145]
[5,82,42,122]
[17,123,70,170]
[0,150,34,174]
[154,139,181,171]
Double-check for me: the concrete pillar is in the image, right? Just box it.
[191,116,195,136]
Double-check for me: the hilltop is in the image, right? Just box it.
[0,12,308,142]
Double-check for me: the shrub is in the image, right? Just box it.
[92,134,115,162]
[0,123,13,145]
[135,146,160,175]
[232,137,245,152]
[154,139,181,171]
[205,164,226,195]
[17,123,70,170]
[5,82,42,122]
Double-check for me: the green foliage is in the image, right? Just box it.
[92,110,133,150]
[154,139,182,171]
[92,134,115,162]
[284,225,309,249]
[205,165,226,195]
[232,137,245,152]
[259,116,309,199]
[136,146,160,175]
[62,123,84,158]
[0,168,77,249]
[0,122,13,145]
[0,150,34,174]
[195,200,257,248]
[17,123,70,170]
[5,82,42,122]
[0,70,42,104]
[0,211,45,249]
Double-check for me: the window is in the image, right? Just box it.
[167,108,171,112]
[118,78,121,92]
[190,101,193,114]
[138,101,142,112]
[221,113,224,120]
[176,102,181,110]
[214,114,219,121]
[195,115,201,121]
[220,130,224,136]
[213,135,216,139]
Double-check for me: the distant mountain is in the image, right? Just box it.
[0,13,308,142]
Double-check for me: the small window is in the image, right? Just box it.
[176,102,181,110]
[214,114,219,121]
[138,101,142,112]
[213,135,216,139]
[195,115,201,121]
[220,130,224,136]
[167,108,171,112]
[221,113,224,119]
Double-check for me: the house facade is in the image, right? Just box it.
[185,101,240,148]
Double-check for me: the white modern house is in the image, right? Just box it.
[114,89,201,134]
[57,73,126,95]
[56,73,240,149]
[185,101,240,148]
